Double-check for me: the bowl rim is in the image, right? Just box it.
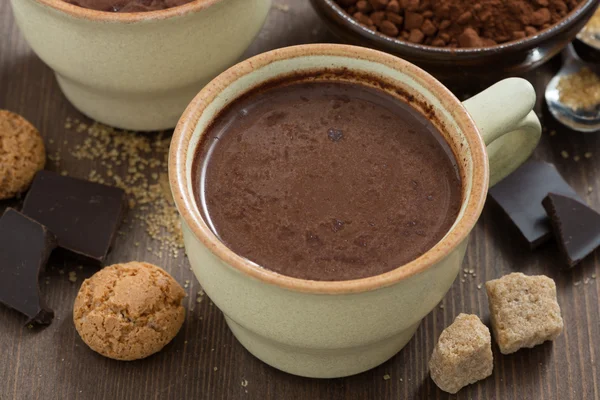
[313,0,599,56]
[169,44,489,295]
[30,0,221,21]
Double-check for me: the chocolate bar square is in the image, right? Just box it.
[489,161,582,248]
[22,171,126,262]
[543,193,600,267]
[0,208,56,325]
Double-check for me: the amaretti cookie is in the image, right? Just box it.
[0,110,45,199]
[73,261,186,360]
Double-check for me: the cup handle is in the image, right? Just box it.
[462,78,542,187]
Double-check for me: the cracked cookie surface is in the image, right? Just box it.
[0,110,45,200]
[73,261,186,360]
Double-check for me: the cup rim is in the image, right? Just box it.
[32,0,219,21]
[169,44,489,294]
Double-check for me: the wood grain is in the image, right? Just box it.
[1,1,599,399]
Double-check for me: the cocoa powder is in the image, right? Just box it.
[335,0,583,48]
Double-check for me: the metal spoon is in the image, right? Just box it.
[545,43,600,132]
[577,20,600,51]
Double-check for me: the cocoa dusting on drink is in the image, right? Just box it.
[335,0,583,48]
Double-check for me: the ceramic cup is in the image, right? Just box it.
[10,0,272,131]
[169,44,541,378]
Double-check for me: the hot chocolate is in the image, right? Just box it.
[63,0,194,12]
[193,81,462,281]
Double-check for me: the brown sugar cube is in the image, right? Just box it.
[429,314,493,394]
[485,272,563,354]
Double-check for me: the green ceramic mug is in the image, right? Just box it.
[11,0,272,131]
[169,44,541,378]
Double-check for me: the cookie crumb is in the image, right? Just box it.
[383,374,391,381]
[241,379,248,387]
[585,152,593,159]
[561,150,569,159]
[68,271,77,283]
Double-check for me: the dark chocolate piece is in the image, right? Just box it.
[489,161,582,248]
[21,170,126,263]
[542,193,600,267]
[0,208,56,326]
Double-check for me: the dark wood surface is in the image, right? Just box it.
[1,2,599,399]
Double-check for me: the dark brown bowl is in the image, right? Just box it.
[310,0,599,88]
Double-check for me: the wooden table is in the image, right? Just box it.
[1,2,599,399]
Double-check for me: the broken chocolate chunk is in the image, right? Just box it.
[0,208,56,326]
[542,193,600,267]
[489,161,582,248]
[21,170,126,263]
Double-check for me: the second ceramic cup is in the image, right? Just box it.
[169,44,541,378]
[11,0,272,131]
